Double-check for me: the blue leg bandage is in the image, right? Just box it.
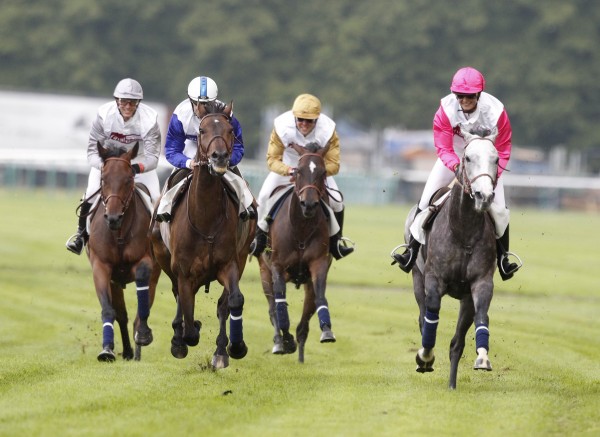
[475,323,490,352]
[422,309,439,349]
[275,292,290,331]
[229,307,243,343]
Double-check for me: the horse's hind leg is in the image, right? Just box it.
[296,283,316,364]
[213,289,231,369]
[449,296,475,389]
[111,283,133,360]
[259,258,283,354]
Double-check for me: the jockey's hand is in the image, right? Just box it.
[289,167,297,183]
[132,163,144,175]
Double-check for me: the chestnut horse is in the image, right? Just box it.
[151,101,255,368]
[87,142,160,361]
[258,142,335,363]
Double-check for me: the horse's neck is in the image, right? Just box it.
[188,167,227,219]
[447,185,485,238]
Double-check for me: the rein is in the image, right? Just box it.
[456,137,498,197]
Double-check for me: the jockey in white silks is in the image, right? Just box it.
[249,93,354,260]
[66,78,161,255]
[392,67,522,281]
[155,76,255,223]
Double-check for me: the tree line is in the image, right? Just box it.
[1,0,598,159]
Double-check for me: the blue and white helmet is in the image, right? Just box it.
[187,76,218,102]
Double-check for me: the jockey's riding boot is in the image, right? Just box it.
[330,210,355,260]
[496,225,520,281]
[393,235,421,273]
[66,201,92,255]
[240,204,257,221]
[249,228,267,257]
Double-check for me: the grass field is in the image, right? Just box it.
[0,189,599,436]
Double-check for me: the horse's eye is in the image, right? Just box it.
[465,157,471,163]
[198,128,204,134]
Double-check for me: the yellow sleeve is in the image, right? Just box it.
[324,131,341,176]
[266,129,290,176]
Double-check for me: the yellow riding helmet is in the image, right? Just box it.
[292,94,321,119]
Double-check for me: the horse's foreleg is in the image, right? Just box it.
[170,293,189,359]
[472,283,493,372]
[92,263,117,362]
[272,266,296,354]
[221,266,247,361]
[133,260,153,348]
[449,296,475,389]
[311,261,335,344]
[417,282,441,373]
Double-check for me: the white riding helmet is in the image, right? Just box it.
[113,78,143,99]
[187,76,218,102]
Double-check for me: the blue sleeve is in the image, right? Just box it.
[164,114,189,168]
[230,115,244,167]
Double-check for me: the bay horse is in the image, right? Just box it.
[403,127,499,389]
[150,101,255,369]
[87,142,160,361]
[258,142,335,363]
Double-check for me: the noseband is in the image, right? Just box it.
[458,137,498,196]
[295,153,325,198]
[101,157,135,216]
[196,113,234,166]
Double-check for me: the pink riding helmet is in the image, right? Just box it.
[450,67,486,93]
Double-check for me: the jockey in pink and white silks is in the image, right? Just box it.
[249,93,354,260]
[66,78,162,255]
[392,67,522,280]
[155,76,255,222]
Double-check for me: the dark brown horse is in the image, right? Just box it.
[258,142,335,363]
[402,128,499,389]
[151,101,255,368]
[87,142,160,361]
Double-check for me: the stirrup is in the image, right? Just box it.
[499,251,523,277]
[65,233,85,255]
[390,243,416,272]
[390,243,410,265]
[333,236,355,259]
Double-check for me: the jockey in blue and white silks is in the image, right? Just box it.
[155,76,255,222]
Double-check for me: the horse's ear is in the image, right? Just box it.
[318,142,331,157]
[485,127,499,143]
[459,125,475,143]
[97,141,108,160]
[129,142,139,160]
[224,100,234,118]
[288,142,303,154]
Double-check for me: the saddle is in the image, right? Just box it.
[422,186,451,231]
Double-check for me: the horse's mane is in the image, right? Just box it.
[468,127,492,137]
[203,100,227,114]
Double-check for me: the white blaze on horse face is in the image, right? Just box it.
[309,161,317,174]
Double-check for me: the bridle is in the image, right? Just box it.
[100,157,135,217]
[457,137,498,197]
[195,113,234,166]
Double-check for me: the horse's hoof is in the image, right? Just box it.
[227,341,248,360]
[320,329,336,343]
[415,352,435,373]
[282,333,297,354]
[212,354,229,369]
[473,357,492,371]
[272,335,285,354]
[134,328,153,346]
[122,348,134,361]
[171,339,188,359]
[184,321,201,347]
[97,347,116,362]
